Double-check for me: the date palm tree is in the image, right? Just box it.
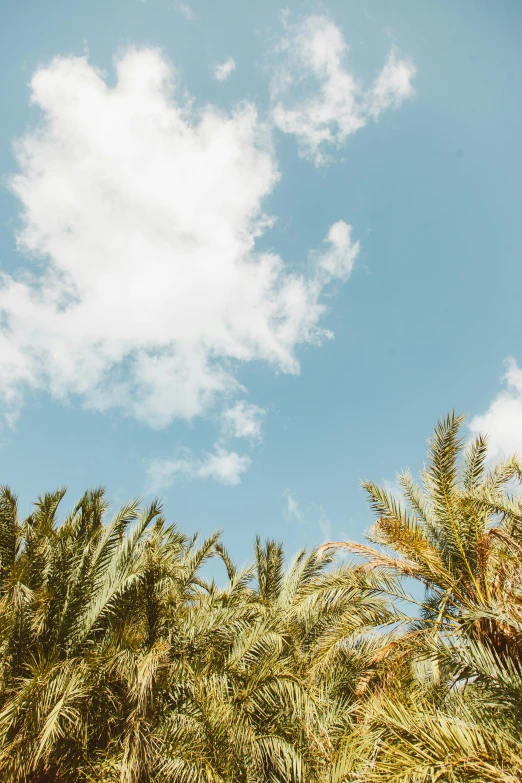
[321,413,522,783]
[1,412,521,783]
[319,413,522,655]
[0,489,353,783]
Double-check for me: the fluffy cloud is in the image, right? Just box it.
[1,48,359,429]
[312,220,359,279]
[213,57,236,82]
[221,401,265,440]
[147,444,251,490]
[271,15,415,166]
[147,399,263,490]
[469,358,522,459]
[368,50,416,119]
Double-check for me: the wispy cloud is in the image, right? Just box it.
[283,491,335,543]
[284,489,303,522]
[469,358,522,459]
[213,57,236,82]
[221,401,265,441]
[318,506,332,541]
[271,14,415,166]
[174,1,197,21]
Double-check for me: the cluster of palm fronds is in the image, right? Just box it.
[1,413,521,782]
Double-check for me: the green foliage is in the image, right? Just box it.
[1,413,521,782]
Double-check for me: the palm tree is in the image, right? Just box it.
[320,413,522,783]
[2,411,521,783]
[0,487,166,781]
[331,631,522,783]
[0,489,333,783]
[247,538,398,780]
[319,413,522,655]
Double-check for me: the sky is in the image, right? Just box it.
[1,0,522,566]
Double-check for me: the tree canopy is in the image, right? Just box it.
[1,413,521,782]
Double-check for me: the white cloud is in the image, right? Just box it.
[1,48,360,428]
[174,1,197,21]
[213,57,236,82]
[368,50,417,119]
[147,400,263,488]
[312,220,359,279]
[469,358,522,459]
[284,489,303,522]
[221,401,265,440]
[147,444,250,490]
[271,15,415,166]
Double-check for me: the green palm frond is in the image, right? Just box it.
[0,411,521,782]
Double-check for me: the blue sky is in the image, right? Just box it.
[1,0,522,566]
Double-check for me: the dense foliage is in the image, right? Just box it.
[1,413,521,782]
